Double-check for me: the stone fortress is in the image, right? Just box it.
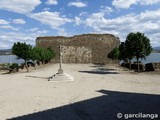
[36,34,120,64]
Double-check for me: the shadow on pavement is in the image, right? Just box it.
[8,90,160,120]
[79,70,119,74]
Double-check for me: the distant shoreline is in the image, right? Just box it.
[0,49,12,55]
[152,50,160,53]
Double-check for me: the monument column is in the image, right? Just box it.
[58,45,63,74]
[49,44,73,81]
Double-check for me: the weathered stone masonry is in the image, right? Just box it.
[36,34,120,64]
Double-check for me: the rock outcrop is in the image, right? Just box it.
[36,34,120,64]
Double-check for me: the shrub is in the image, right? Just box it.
[131,63,145,71]
[9,63,19,73]
[145,63,155,71]
[121,62,145,71]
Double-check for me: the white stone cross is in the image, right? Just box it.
[58,45,63,74]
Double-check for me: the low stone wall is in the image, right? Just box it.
[145,63,160,71]
[155,63,160,70]
[121,63,145,71]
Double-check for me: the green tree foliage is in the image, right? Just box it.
[108,32,152,72]
[41,48,49,64]
[30,46,41,61]
[31,46,55,64]
[9,63,19,73]
[125,32,152,72]
[12,42,56,72]
[119,42,133,69]
[108,47,120,60]
[47,47,55,62]
[119,42,127,62]
[12,42,32,72]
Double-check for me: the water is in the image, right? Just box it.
[131,52,160,64]
[140,52,160,64]
[0,53,160,64]
[0,55,24,64]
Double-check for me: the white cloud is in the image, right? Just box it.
[77,9,160,47]
[0,28,49,49]
[46,0,58,5]
[29,11,72,29]
[0,0,41,13]
[68,1,87,8]
[0,32,35,48]
[0,25,18,31]
[112,0,160,9]
[75,17,81,25]
[79,12,88,17]
[0,19,19,30]
[43,7,50,11]
[139,0,160,5]
[112,0,137,9]
[100,6,114,14]
[0,19,9,25]
[75,6,113,26]
[85,12,105,27]
[0,42,9,49]
[12,19,26,24]
[57,28,67,36]
[36,30,49,34]
[27,27,38,32]
[27,11,71,36]
[0,25,13,29]
[27,27,49,34]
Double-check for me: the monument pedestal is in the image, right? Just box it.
[58,68,63,74]
[48,72,74,82]
[49,45,74,82]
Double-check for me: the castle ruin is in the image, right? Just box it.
[36,34,120,64]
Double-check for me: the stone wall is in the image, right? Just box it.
[155,63,160,70]
[36,34,120,64]
[145,63,160,71]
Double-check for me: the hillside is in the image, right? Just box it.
[153,46,160,52]
[0,49,12,55]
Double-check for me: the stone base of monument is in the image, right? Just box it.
[48,73,74,82]
[58,68,63,74]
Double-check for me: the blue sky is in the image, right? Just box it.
[0,0,160,49]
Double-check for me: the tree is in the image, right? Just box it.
[119,42,127,62]
[119,41,134,69]
[125,32,152,72]
[12,42,32,72]
[108,47,120,64]
[118,42,129,67]
[31,46,55,65]
[47,47,55,62]
[31,46,42,62]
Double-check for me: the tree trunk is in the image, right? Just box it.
[123,62,125,67]
[129,60,131,70]
[137,57,140,73]
[25,61,29,72]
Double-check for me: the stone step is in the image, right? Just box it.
[48,73,74,82]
